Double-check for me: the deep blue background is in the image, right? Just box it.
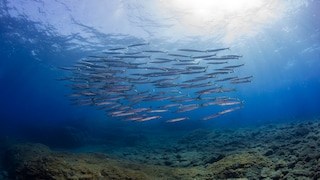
[0,1,319,148]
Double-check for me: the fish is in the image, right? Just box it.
[221,55,243,59]
[108,47,127,51]
[58,67,79,71]
[128,62,148,65]
[214,68,234,73]
[136,116,162,122]
[183,75,217,83]
[167,53,191,58]
[128,42,150,47]
[176,59,194,62]
[143,50,168,53]
[173,62,199,66]
[172,97,199,103]
[231,79,252,84]
[130,108,150,113]
[206,47,230,52]
[148,109,169,113]
[93,101,117,106]
[114,55,151,59]
[180,81,212,89]
[202,106,243,120]
[166,117,189,122]
[103,51,123,55]
[204,71,229,76]
[196,86,222,95]
[215,76,238,82]
[233,75,254,80]
[150,77,179,83]
[186,66,208,70]
[123,116,144,121]
[60,43,250,123]
[181,70,207,74]
[111,111,136,117]
[202,113,222,120]
[150,60,173,63]
[203,57,237,60]
[218,87,236,93]
[192,54,216,59]
[217,106,243,115]
[177,49,206,53]
[124,52,142,55]
[158,103,182,109]
[201,101,220,107]
[230,76,253,84]
[223,64,245,69]
[216,100,244,106]
[155,57,176,61]
[176,104,199,113]
[88,55,109,58]
[207,61,228,64]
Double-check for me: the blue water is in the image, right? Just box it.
[0,0,319,148]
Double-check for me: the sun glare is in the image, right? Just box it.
[157,0,284,43]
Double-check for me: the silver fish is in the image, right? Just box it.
[215,76,238,82]
[192,54,216,59]
[206,47,230,52]
[176,104,199,113]
[136,116,162,122]
[108,47,127,51]
[202,113,222,120]
[217,106,243,115]
[168,53,191,58]
[178,49,205,53]
[143,50,168,53]
[166,117,189,122]
[128,42,149,47]
[223,64,245,69]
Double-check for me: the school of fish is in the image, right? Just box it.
[59,43,253,123]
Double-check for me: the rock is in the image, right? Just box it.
[264,149,274,156]
[260,167,271,178]
[294,127,310,137]
[284,174,296,180]
[3,120,320,179]
[270,170,282,179]
[274,161,286,170]
[291,169,310,177]
[4,143,211,179]
[164,161,173,166]
[287,161,297,169]
[312,171,320,179]
[207,151,274,179]
[0,171,9,180]
[307,135,318,141]
[176,154,182,159]
[205,154,225,164]
[261,167,282,179]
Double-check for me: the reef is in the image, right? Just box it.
[4,143,209,180]
[2,119,320,179]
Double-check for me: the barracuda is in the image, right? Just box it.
[59,43,252,122]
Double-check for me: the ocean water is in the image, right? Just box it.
[0,1,320,178]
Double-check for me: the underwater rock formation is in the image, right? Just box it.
[207,151,273,179]
[5,143,209,179]
[3,120,320,179]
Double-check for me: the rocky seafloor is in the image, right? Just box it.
[1,119,320,179]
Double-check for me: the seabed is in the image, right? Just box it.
[1,119,320,179]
